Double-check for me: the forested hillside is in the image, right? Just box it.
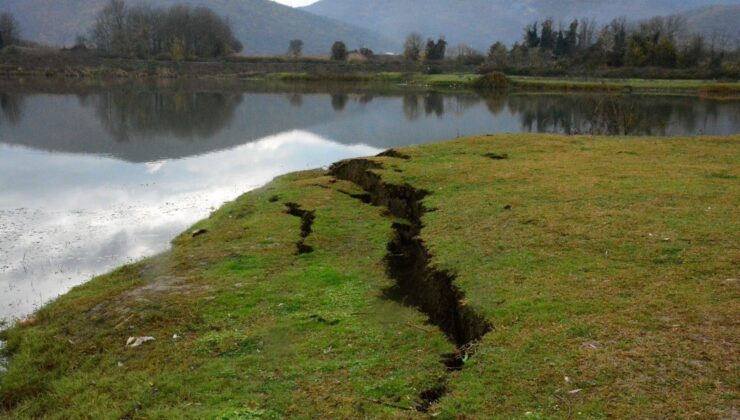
[0,0,394,54]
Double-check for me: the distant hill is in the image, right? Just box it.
[303,0,740,50]
[681,5,740,48]
[0,0,394,54]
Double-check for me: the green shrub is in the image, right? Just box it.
[472,72,509,90]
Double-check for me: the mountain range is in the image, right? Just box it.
[303,0,740,50]
[0,0,394,54]
[1,0,738,54]
[681,5,740,47]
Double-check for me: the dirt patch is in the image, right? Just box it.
[484,152,509,160]
[87,275,209,322]
[121,276,193,302]
[377,149,411,160]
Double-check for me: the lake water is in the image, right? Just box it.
[1,82,739,321]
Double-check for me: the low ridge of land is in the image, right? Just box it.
[1,52,739,97]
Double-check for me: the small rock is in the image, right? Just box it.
[126,336,155,347]
[568,389,582,394]
[117,361,124,367]
[723,278,738,286]
[172,334,180,340]
[581,341,600,350]
[191,229,208,238]
[503,204,512,210]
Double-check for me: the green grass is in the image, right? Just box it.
[509,76,740,95]
[0,171,451,417]
[1,134,738,418]
[263,72,476,88]
[261,72,740,96]
[374,134,739,417]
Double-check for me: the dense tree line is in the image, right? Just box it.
[89,0,242,59]
[486,16,731,71]
[395,15,734,73]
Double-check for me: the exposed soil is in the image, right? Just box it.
[377,149,411,160]
[484,152,509,160]
[285,203,316,255]
[329,157,493,412]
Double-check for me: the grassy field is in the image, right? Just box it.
[508,76,740,96]
[1,134,738,418]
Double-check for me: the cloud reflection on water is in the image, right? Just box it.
[0,131,380,320]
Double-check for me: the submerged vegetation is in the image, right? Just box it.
[1,134,737,417]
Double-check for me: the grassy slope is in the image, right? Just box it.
[377,135,739,417]
[1,134,739,418]
[0,172,452,417]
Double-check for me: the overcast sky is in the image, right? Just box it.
[273,0,319,7]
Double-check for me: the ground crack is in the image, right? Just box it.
[285,203,315,255]
[329,159,493,412]
[377,149,411,160]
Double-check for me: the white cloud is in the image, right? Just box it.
[272,0,319,7]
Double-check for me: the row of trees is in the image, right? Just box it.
[391,16,733,70]
[287,39,374,61]
[89,0,242,59]
[404,33,448,62]
[492,16,731,70]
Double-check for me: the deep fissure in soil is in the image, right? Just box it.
[329,158,493,411]
[285,203,316,255]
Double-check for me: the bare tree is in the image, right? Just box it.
[709,29,731,52]
[90,0,127,53]
[577,18,597,50]
[0,12,20,46]
[126,4,158,57]
[404,32,423,62]
[289,39,303,58]
[487,42,508,67]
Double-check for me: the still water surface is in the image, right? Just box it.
[1,84,738,321]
